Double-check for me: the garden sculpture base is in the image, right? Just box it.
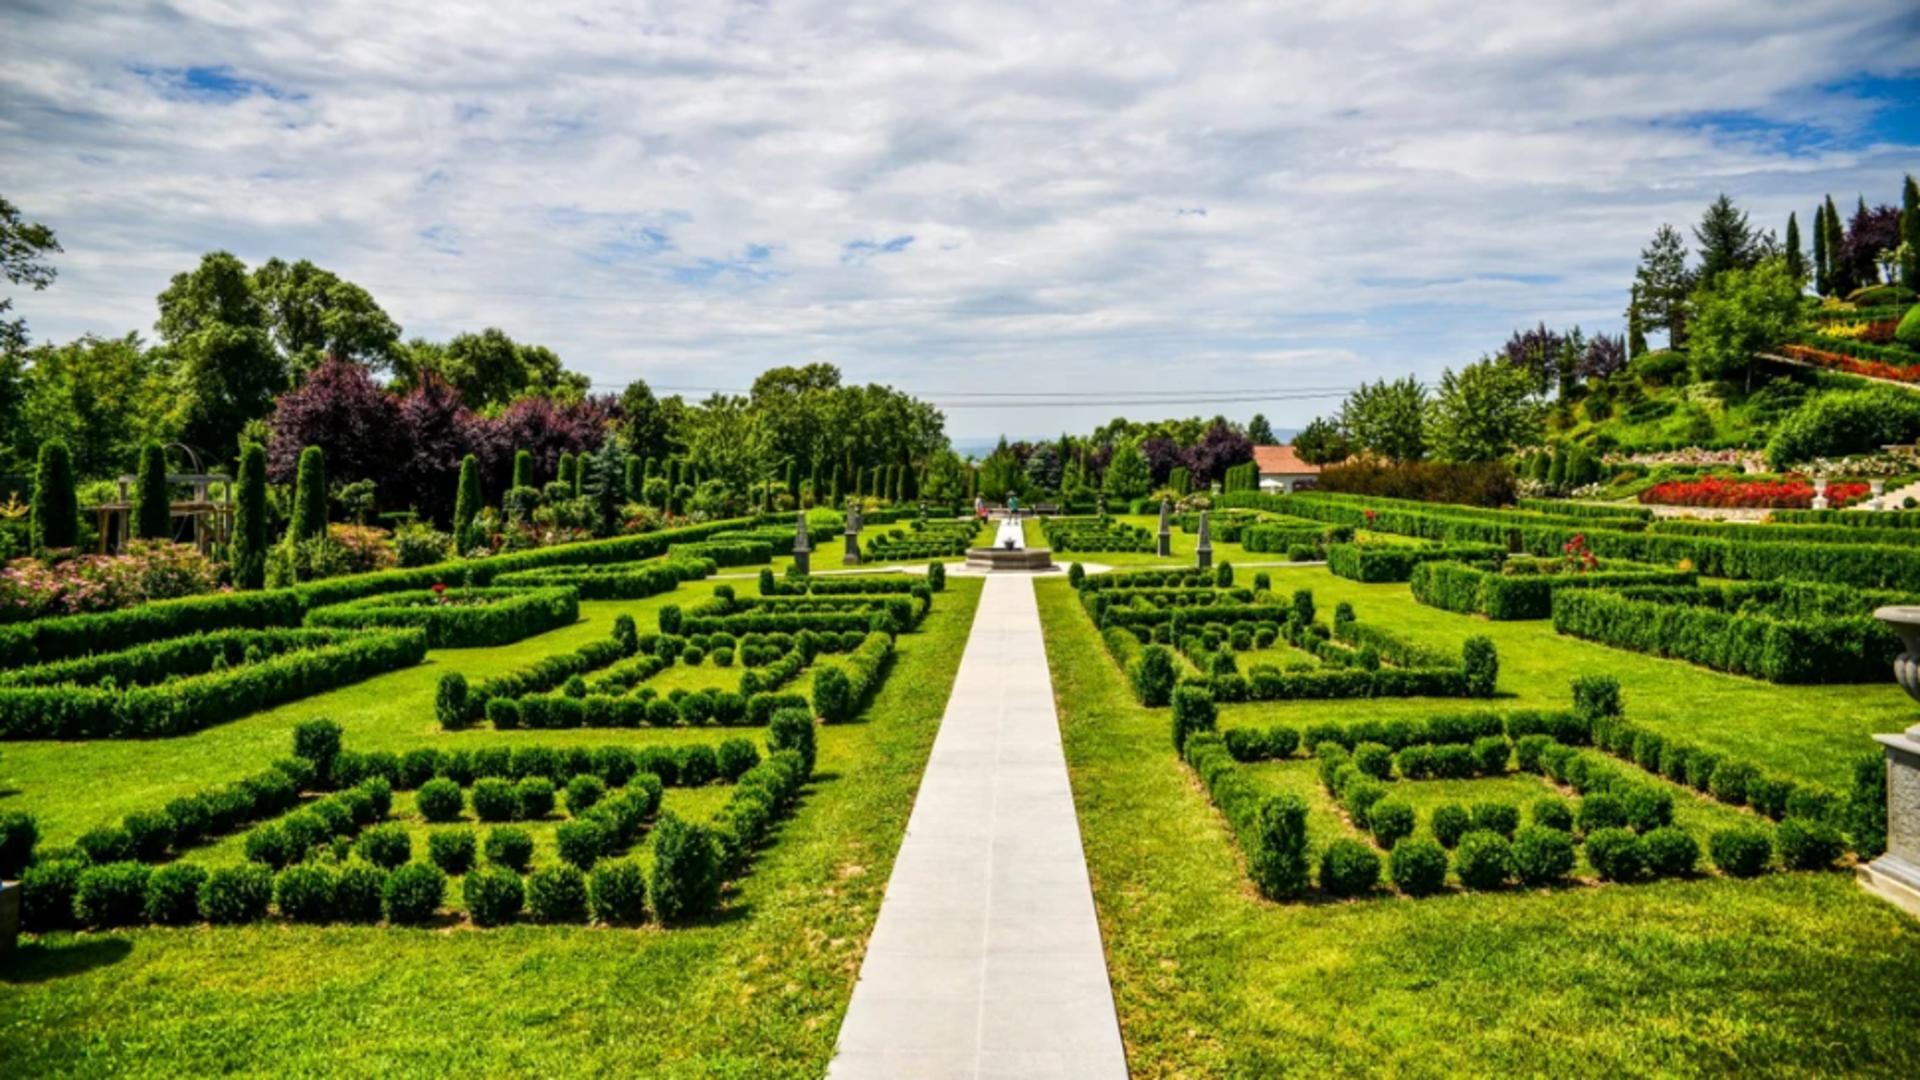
[1860,729,1920,918]
[965,517,1055,572]
[0,880,17,955]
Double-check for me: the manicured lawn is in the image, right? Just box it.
[0,574,983,1078]
[1037,574,1920,1077]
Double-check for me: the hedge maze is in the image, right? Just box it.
[1039,515,1155,553]
[861,518,982,561]
[5,518,952,935]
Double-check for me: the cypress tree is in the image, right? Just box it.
[829,467,841,504]
[134,441,172,540]
[1545,444,1567,491]
[288,446,328,543]
[558,452,577,492]
[623,457,640,502]
[1784,212,1804,287]
[512,449,534,489]
[453,454,482,549]
[231,443,268,590]
[786,462,797,500]
[1812,201,1829,296]
[1896,174,1917,269]
[1824,195,1849,297]
[30,439,78,552]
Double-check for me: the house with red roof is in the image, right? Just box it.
[1252,445,1320,493]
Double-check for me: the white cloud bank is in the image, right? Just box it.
[2,0,1916,437]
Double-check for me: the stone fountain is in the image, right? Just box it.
[1861,605,1920,916]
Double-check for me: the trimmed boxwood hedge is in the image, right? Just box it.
[492,557,711,599]
[305,587,579,648]
[1409,558,1698,620]
[1551,581,1907,683]
[1326,541,1507,583]
[0,628,426,740]
[812,632,893,722]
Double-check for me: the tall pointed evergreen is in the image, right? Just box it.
[512,449,534,489]
[231,443,268,589]
[288,446,328,544]
[1823,195,1849,297]
[1812,201,1830,296]
[557,452,577,493]
[1784,212,1804,287]
[30,439,78,552]
[1692,193,1758,288]
[1903,174,1920,291]
[453,454,482,550]
[134,441,172,540]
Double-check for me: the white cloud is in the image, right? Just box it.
[2,0,1916,438]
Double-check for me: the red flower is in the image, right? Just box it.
[1638,476,1870,510]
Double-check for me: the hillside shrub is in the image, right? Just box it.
[144,863,208,924]
[383,862,446,924]
[1319,839,1381,897]
[1710,825,1773,877]
[1389,838,1449,896]
[416,778,464,822]
[463,866,524,927]
[484,826,534,872]
[1641,827,1700,877]
[428,829,477,875]
[1766,386,1920,469]
[589,859,649,924]
[74,861,152,927]
[200,864,273,923]
[1511,826,1576,885]
[528,865,590,923]
[1454,830,1513,890]
[274,864,337,922]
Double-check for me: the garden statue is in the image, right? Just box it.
[1812,476,1829,511]
[1196,509,1213,570]
[1871,479,1886,510]
[793,510,812,576]
[1862,605,1920,916]
[1157,498,1172,557]
[844,506,862,566]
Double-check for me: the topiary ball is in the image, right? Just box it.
[555,819,607,870]
[1585,827,1646,882]
[1530,796,1574,833]
[1318,838,1381,898]
[1775,816,1844,871]
[528,865,590,923]
[463,865,525,927]
[1468,801,1519,839]
[428,828,477,876]
[274,864,338,922]
[1429,803,1472,849]
[471,778,517,822]
[1511,826,1576,886]
[74,861,152,928]
[515,777,556,820]
[144,863,209,925]
[354,824,412,869]
[1710,825,1773,877]
[565,774,607,817]
[416,778,465,823]
[589,859,649,924]
[1389,838,1449,896]
[383,863,446,925]
[1640,827,1700,878]
[1368,799,1415,849]
[200,864,274,924]
[1453,830,1513,890]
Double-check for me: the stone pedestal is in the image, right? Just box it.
[1871,479,1886,511]
[1812,476,1829,511]
[1195,510,1213,571]
[1156,499,1172,558]
[1,880,18,956]
[843,509,862,566]
[1864,607,1920,916]
[792,510,812,576]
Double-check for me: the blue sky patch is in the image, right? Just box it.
[131,64,298,102]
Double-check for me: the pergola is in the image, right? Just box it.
[84,443,233,555]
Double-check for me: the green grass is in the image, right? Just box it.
[1038,573,1920,1078]
[0,575,984,1078]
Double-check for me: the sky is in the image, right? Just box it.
[3,1,1918,443]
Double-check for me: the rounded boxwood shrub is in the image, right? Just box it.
[679,746,718,787]
[1429,803,1471,849]
[144,863,209,925]
[200,864,273,924]
[1710,825,1773,877]
[383,862,446,924]
[1454,830,1513,890]
[1389,838,1449,896]
[463,865,525,927]
[122,809,175,862]
[1776,816,1845,871]
[1318,838,1381,897]
[1576,793,1627,834]
[472,778,517,822]
[1468,801,1518,839]
[651,813,721,923]
[713,647,734,668]
[355,823,411,869]
[1368,799,1415,849]
[1470,735,1509,776]
[1623,786,1675,833]
[21,859,86,931]
[1531,796,1574,832]
[555,819,607,870]
[716,738,761,782]
[275,864,337,922]
[515,776,556,819]
[415,778,465,823]
[528,865,590,923]
[485,826,535,872]
[589,859,649,924]
[768,708,817,776]
[1351,742,1393,780]
[564,774,607,817]
[428,828,477,875]
[334,863,388,922]
[1132,645,1176,707]
[436,672,469,730]
[77,825,134,865]
[1585,827,1646,882]
[1511,826,1576,886]
[1641,827,1700,878]
[74,861,152,927]
[244,824,293,870]
[0,810,38,879]
[1344,779,1388,831]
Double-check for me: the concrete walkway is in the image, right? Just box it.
[828,575,1128,1080]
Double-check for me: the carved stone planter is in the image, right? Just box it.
[1860,606,1920,916]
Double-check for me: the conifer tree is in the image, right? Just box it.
[453,453,481,550]
[512,449,534,489]
[134,441,171,540]
[30,439,77,551]
[231,443,269,589]
[1783,212,1804,287]
[557,452,576,492]
[1825,195,1852,296]
[1902,174,1920,291]
[1812,201,1830,296]
[288,446,327,543]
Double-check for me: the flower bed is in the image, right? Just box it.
[1778,343,1920,384]
[1638,476,1870,510]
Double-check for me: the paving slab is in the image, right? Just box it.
[828,574,1128,1079]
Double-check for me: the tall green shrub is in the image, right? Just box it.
[557,452,577,493]
[231,442,269,590]
[134,441,172,540]
[512,449,534,489]
[30,439,78,551]
[453,453,481,550]
[288,446,328,543]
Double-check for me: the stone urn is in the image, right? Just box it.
[1812,476,1830,511]
[1861,606,1920,916]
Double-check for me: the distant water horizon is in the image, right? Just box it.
[950,430,1300,461]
